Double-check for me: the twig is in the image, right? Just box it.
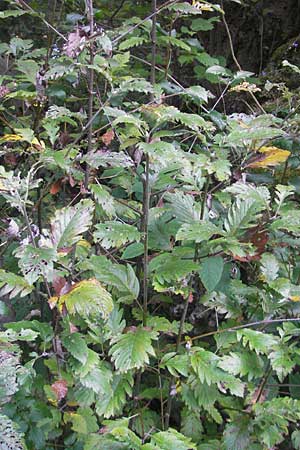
[188,318,300,343]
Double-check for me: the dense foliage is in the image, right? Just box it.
[1,0,300,449]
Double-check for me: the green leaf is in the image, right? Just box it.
[237,329,278,355]
[119,36,147,51]
[180,408,203,444]
[91,184,116,218]
[160,352,190,377]
[62,332,89,364]
[184,86,212,103]
[150,428,197,450]
[223,417,252,450]
[292,430,300,449]
[87,256,140,303]
[260,253,279,282]
[16,245,57,284]
[64,408,98,434]
[51,199,94,249]
[224,198,263,236]
[109,327,158,372]
[0,10,27,19]
[218,351,264,381]
[191,18,215,31]
[0,269,33,298]
[96,372,134,418]
[199,256,224,292]
[121,242,144,259]
[16,59,39,84]
[94,222,141,249]
[59,279,113,319]
[176,221,221,243]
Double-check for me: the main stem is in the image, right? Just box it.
[85,0,95,189]
[142,0,157,326]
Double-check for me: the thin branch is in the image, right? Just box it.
[188,318,300,343]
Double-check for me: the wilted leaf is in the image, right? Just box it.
[51,379,68,401]
[247,146,290,168]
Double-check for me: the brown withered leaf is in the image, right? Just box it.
[64,27,87,58]
[232,226,269,262]
[51,379,68,401]
[101,129,115,146]
[50,179,62,195]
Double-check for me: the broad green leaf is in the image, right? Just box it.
[96,372,134,418]
[87,256,140,303]
[260,253,279,282]
[119,36,147,51]
[176,221,221,243]
[199,256,224,292]
[109,327,157,372]
[121,242,144,259]
[180,408,203,444]
[16,59,39,85]
[0,10,27,19]
[94,222,141,249]
[62,332,89,364]
[51,199,94,249]
[16,245,57,284]
[237,329,278,355]
[160,353,190,377]
[58,279,113,319]
[150,428,197,450]
[90,184,116,217]
[223,418,252,450]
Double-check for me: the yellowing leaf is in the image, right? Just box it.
[0,134,23,142]
[290,295,300,302]
[77,239,91,248]
[248,146,291,168]
[58,278,113,319]
[230,82,261,93]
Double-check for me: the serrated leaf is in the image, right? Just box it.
[199,256,224,292]
[119,36,147,51]
[237,329,278,355]
[223,418,252,450]
[51,199,94,249]
[176,221,221,242]
[59,279,113,319]
[0,270,33,298]
[90,184,116,217]
[109,327,157,372]
[150,428,197,450]
[247,146,290,168]
[16,245,57,284]
[260,253,279,282]
[94,221,141,249]
[96,372,134,418]
[87,256,140,303]
[62,332,89,364]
